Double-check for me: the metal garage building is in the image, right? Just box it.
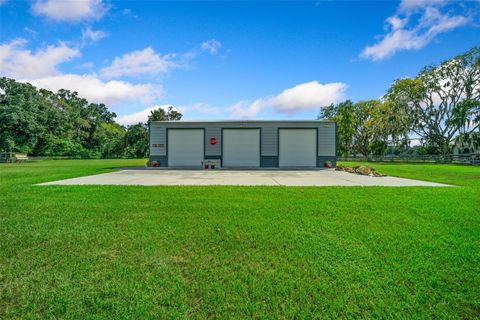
[149,121,336,168]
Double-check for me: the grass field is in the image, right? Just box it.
[1,160,479,319]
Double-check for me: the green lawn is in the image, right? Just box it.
[1,160,479,319]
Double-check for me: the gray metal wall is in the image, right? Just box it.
[149,121,336,167]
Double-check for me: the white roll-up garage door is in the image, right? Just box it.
[168,129,204,167]
[223,129,260,167]
[279,129,317,167]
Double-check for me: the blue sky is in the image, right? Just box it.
[1,0,479,124]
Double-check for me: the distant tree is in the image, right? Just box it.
[0,78,48,153]
[456,131,480,153]
[0,77,128,158]
[385,47,480,154]
[124,123,148,158]
[319,100,388,156]
[148,106,182,122]
[319,100,355,156]
[93,122,125,158]
[352,100,387,156]
[372,99,410,148]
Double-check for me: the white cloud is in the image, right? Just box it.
[228,100,265,119]
[117,105,175,125]
[201,39,222,55]
[183,39,224,60]
[399,0,446,12]
[100,47,178,79]
[409,138,423,146]
[28,74,159,106]
[229,81,347,118]
[267,81,347,114]
[361,1,471,61]
[0,0,7,6]
[101,41,222,80]
[0,39,160,108]
[23,27,38,36]
[77,62,94,70]
[385,16,408,31]
[81,27,108,44]
[31,0,108,22]
[0,38,80,79]
[181,102,221,114]
[117,103,224,124]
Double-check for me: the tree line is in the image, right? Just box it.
[1,47,478,158]
[0,77,182,158]
[319,47,479,156]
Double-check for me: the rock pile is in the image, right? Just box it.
[336,165,385,177]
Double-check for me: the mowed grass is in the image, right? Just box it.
[341,161,480,187]
[0,160,479,319]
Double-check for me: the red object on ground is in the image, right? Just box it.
[209,137,217,145]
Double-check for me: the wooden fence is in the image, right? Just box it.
[3,153,479,165]
[338,153,480,165]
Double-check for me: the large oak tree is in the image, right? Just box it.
[385,47,480,154]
